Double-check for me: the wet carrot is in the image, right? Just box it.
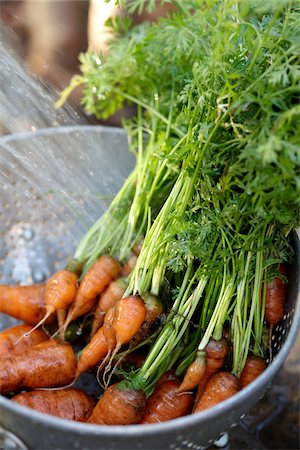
[265,265,287,359]
[102,306,117,351]
[76,327,108,378]
[0,339,76,394]
[265,267,287,328]
[45,259,82,336]
[90,277,127,337]
[0,324,48,358]
[141,379,193,424]
[129,293,163,348]
[64,255,121,331]
[193,372,240,413]
[195,338,229,401]
[177,351,207,393]
[12,388,95,422]
[87,382,146,425]
[121,254,137,277]
[240,355,266,387]
[0,284,53,326]
[112,295,146,355]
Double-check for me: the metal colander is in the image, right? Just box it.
[0,126,299,450]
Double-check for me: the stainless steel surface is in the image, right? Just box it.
[0,126,299,450]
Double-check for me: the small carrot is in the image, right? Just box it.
[101,296,146,385]
[87,382,146,425]
[45,259,82,337]
[12,388,95,422]
[129,293,163,348]
[195,338,228,401]
[177,351,207,393]
[0,284,53,326]
[112,295,146,356]
[17,260,83,341]
[193,371,240,413]
[141,379,193,424]
[265,267,287,328]
[0,339,76,394]
[76,327,108,379]
[121,254,137,277]
[90,277,127,337]
[265,264,287,359]
[240,355,266,388]
[0,324,48,358]
[64,255,121,332]
[102,306,117,351]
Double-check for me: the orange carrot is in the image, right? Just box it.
[240,355,266,387]
[112,295,146,355]
[64,255,121,331]
[0,284,54,326]
[0,324,48,358]
[76,328,108,379]
[265,265,287,359]
[45,259,82,337]
[129,293,163,348]
[87,382,146,425]
[0,339,76,394]
[193,371,240,413]
[17,260,82,341]
[12,388,95,422]
[177,351,207,393]
[121,254,137,277]
[265,266,287,328]
[99,296,146,385]
[195,338,229,401]
[90,277,127,337]
[102,306,117,351]
[141,379,193,424]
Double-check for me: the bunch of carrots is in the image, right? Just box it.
[0,0,299,427]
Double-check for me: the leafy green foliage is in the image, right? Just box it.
[62,0,299,385]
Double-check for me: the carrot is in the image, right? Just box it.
[240,355,266,387]
[17,260,82,341]
[0,324,48,358]
[177,351,207,393]
[12,388,95,422]
[0,339,76,394]
[141,379,193,424]
[45,259,82,337]
[100,296,146,385]
[129,293,163,348]
[193,371,240,413]
[90,277,127,337]
[265,267,287,328]
[76,327,108,379]
[64,255,121,332]
[121,254,137,277]
[195,337,228,402]
[0,284,54,326]
[265,264,287,359]
[102,306,117,351]
[112,295,146,355]
[87,382,146,425]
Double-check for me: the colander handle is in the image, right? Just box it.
[0,425,28,450]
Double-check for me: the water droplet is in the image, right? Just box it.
[32,270,46,283]
[23,226,34,240]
